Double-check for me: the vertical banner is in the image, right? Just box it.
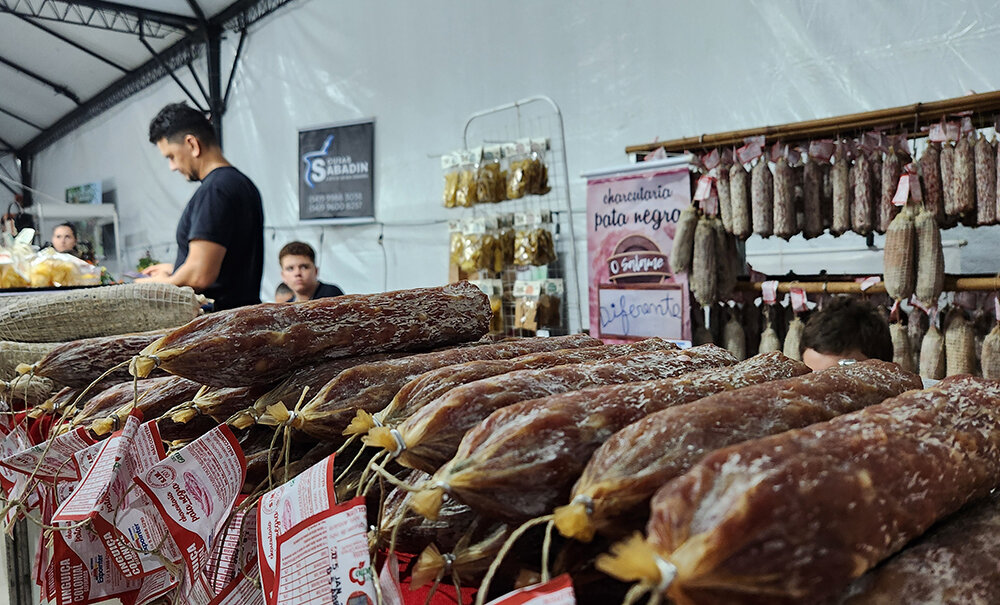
[298,119,375,222]
[585,162,692,343]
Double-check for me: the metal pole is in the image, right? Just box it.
[206,25,224,147]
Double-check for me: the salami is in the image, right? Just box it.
[717,160,733,233]
[371,344,737,476]
[377,470,482,554]
[831,143,852,236]
[366,337,655,434]
[975,135,997,225]
[598,375,1000,605]
[851,151,874,235]
[23,329,170,387]
[168,384,272,424]
[773,156,796,240]
[415,352,807,523]
[569,360,917,545]
[831,495,1000,605]
[129,282,492,386]
[952,135,976,217]
[729,162,752,239]
[879,148,902,233]
[940,142,958,219]
[670,206,698,275]
[751,159,773,237]
[78,375,202,435]
[267,334,605,440]
[802,159,823,239]
[691,218,718,307]
[918,142,945,224]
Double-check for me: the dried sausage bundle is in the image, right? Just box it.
[918,142,945,224]
[890,322,915,373]
[0,374,54,407]
[129,282,492,387]
[368,345,737,476]
[773,156,796,240]
[597,375,1000,605]
[722,315,745,362]
[670,206,698,275]
[945,310,976,376]
[907,309,928,373]
[851,151,874,235]
[569,361,917,545]
[366,337,651,434]
[717,160,733,233]
[690,218,718,307]
[758,320,782,354]
[782,316,804,362]
[952,135,976,218]
[377,470,482,555]
[983,324,1000,380]
[751,159,773,237]
[411,525,510,591]
[879,148,902,233]
[729,162,752,239]
[168,384,272,424]
[975,135,998,225]
[714,223,738,300]
[831,142,852,236]
[940,142,958,219]
[802,158,824,239]
[21,329,170,387]
[415,353,805,523]
[919,323,946,380]
[267,334,604,440]
[831,495,1000,605]
[914,208,944,307]
[90,375,203,435]
[883,207,916,301]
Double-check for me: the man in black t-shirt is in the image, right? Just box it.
[278,241,344,301]
[139,103,264,310]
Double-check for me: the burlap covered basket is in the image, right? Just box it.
[0,341,61,381]
[0,283,202,343]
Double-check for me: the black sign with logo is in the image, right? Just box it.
[298,119,375,221]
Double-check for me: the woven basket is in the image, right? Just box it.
[0,283,202,343]
[0,341,61,381]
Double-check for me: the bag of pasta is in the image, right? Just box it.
[442,151,460,208]
[0,229,33,289]
[513,211,557,266]
[528,137,552,195]
[476,145,505,204]
[30,248,100,287]
[456,148,480,207]
[506,140,531,200]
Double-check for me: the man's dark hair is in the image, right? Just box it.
[800,296,892,361]
[279,241,316,264]
[275,282,293,297]
[55,222,77,238]
[148,102,218,147]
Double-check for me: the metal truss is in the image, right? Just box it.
[215,0,295,32]
[0,0,196,38]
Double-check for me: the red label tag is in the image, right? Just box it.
[693,174,715,201]
[701,192,720,216]
[761,280,779,305]
[910,296,929,314]
[890,299,901,319]
[859,276,881,292]
[808,139,835,161]
[960,116,975,136]
[944,121,961,142]
[790,288,808,313]
[736,142,762,164]
[928,123,946,143]
[702,148,720,170]
[892,174,910,206]
[485,574,576,605]
[787,147,801,165]
[769,142,784,162]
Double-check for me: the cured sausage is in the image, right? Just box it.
[773,156,796,240]
[20,329,170,387]
[918,142,945,224]
[371,345,737,476]
[831,143,852,236]
[270,334,605,440]
[751,159,773,237]
[414,353,806,524]
[370,337,657,432]
[598,375,1000,605]
[569,360,918,543]
[729,162,752,239]
[129,282,493,387]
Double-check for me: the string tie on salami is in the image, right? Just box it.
[596,533,677,598]
[410,481,450,520]
[553,494,596,542]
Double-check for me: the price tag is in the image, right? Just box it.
[859,276,881,292]
[910,296,929,314]
[693,174,715,201]
[761,280,779,305]
[702,148,720,170]
[790,288,808,313]
[485,574,576,605]
[928,123,947,143]
[808,139,835,161]
[892,174,910,206]
[944,121,961,142]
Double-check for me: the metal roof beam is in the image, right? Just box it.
[20,35,203,155]
[0,0,194,38]
[0,105,44,131]
[12,13,128,73]
[212,0,296,32]
[0,54,82,105]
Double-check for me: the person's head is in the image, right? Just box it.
[274,282,294,303]
[279,241,320,300]
[148,103,220,182]
[800,296,892,371]
[52,223,77,253]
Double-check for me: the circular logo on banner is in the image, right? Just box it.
[145,466,176,488]
[608,234,669,284]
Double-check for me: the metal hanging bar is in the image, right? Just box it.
[0,55,81,105]
[222,29,247,110]
[735,275,1000,296]
[0,106,43,131]
[139,27,207,113]
[0,0,195,37]
[12,13,128,73]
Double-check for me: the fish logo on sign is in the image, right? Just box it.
[302,135,335,188]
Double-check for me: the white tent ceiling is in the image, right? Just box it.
[0,0,272,154]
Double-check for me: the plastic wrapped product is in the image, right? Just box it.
[130,282,492,387]
[368,345,737,476]
[598,375,1000,605]
[417,353,806,523]
[568,360,916,544]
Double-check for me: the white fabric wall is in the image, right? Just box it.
[30,0,1000,315]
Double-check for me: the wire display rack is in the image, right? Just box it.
[462,95,583,335]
